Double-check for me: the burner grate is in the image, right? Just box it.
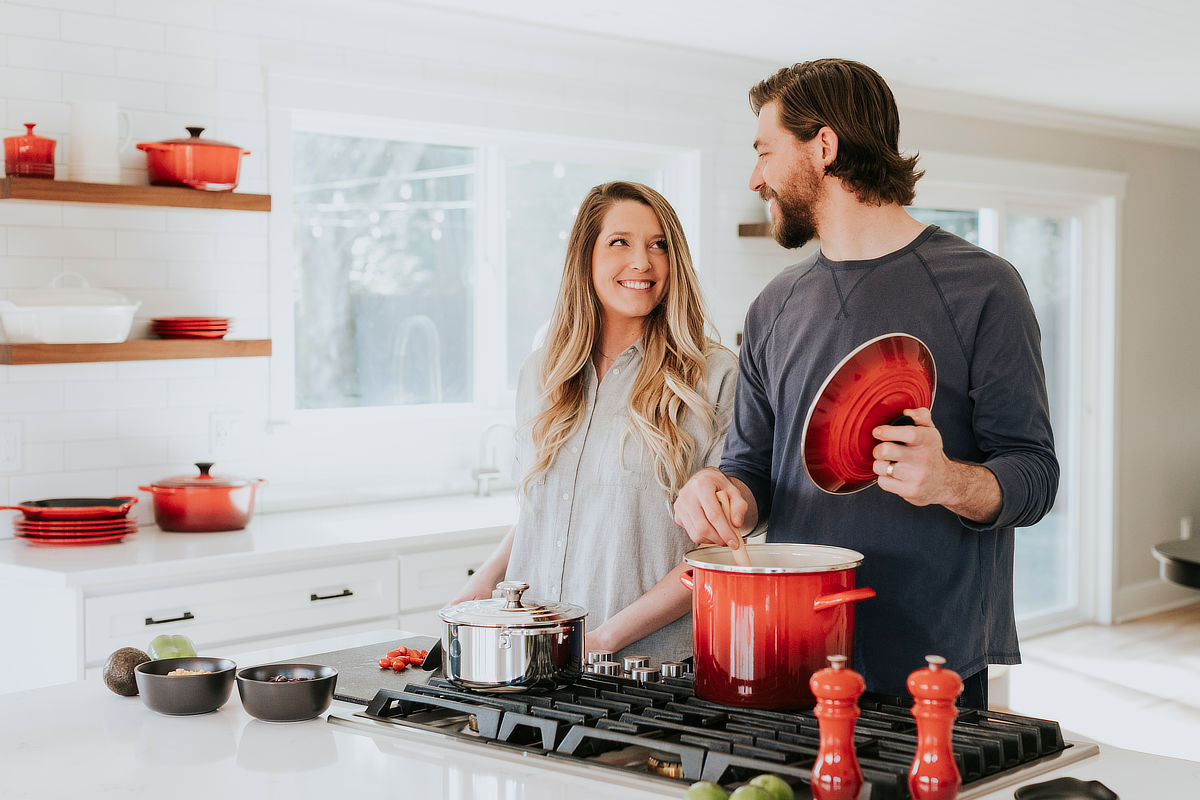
[354,672,1080,800]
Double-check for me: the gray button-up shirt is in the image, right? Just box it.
[506,340,738,662]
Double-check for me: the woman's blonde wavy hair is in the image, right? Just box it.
[523,181,725,500]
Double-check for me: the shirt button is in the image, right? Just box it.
[556,539,563,547]
[561,493,570,500]
[612,367,620,375]
[569,446,579,453]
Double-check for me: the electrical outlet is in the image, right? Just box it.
[0,422,21,472]
[209,412,244,458]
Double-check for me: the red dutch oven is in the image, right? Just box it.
[136,127,249,191]
[139,462,265,532]
[681,543,875,709]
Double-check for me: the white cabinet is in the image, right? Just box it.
[84,560,397,665]
[396,541,499,637]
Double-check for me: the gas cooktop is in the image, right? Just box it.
[329,671,1097,799]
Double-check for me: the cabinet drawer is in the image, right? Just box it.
[399,542,499,611]
[84,560,398,664]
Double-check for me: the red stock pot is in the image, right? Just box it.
[681,543,875,709]
[139,462,265,532]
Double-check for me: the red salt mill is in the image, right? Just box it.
[907,655,964,800]
[809,654,865,800]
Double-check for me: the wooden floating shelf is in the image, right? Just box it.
[738,222,772,237]
[0,177,271,211]
[0,339,272,365]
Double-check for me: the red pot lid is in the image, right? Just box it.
[148,127,244,150]
[151,462,251,489]
[801,332,937,495]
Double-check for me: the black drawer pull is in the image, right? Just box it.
[145,611,195,626]
[310,588,354,602]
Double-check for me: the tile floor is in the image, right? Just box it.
[1003,601,1200,762]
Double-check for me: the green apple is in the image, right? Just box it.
[147,633,196,660]
[728,787,772,800]
[683,781,729,800]
[748,774,795,800]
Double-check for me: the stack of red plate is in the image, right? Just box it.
[4,496,139,546]
[151,317,230,339]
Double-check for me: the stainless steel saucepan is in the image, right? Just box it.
[437,580,586,693]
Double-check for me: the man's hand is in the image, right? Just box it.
[872,407,1001,524]
[673,468,757,548]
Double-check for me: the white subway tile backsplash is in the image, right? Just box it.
[4,362,117,382]
[214,233,268,262]
[61,257,169,288]
[116,435,171,466]
[24,1,115,14]
[61,205,166,231]
[9,469,120,501]
[164,436,209,465]
[0,4,61,39]
[65,435,168,469]
[7,226,116,259]
[115,358,215,380]
[165,259,265,291]
[7,36,116,78]
[116,49,216,89]
[5,98,70,132]
[0,382,65,414]
[0,67,63,103]
[0,203,64,227]
[115,230,216,260]
[161,25,257,63]
[165,209,266,235]
[117,406,206,438]
[61,12,163,50]
[61,73,166,112]
[116,0,216,28]
[132,288,220,317]
[22,410,118,442]
[20,442,66,475]
[64,378,167,410]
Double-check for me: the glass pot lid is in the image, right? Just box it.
[439,580,586,628]
[151,462,252,489]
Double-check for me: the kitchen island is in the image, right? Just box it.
[2,628,1196,800]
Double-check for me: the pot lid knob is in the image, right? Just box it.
[195,461,215,478]
[186,126,205,138]
[496,580,529,609]
[906,654,963,703]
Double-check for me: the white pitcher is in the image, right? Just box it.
[67,100,132,183]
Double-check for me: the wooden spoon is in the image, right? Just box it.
[715,488,753,568]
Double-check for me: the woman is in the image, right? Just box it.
[451,181,737,662]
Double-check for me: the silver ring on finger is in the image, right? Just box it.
[885,462,895,478]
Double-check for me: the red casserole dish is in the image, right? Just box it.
[1,496,138,521]
[136,127,250,192]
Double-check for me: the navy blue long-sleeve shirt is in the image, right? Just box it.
[721,225,1058,697]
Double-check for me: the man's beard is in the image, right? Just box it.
[762,163,822,249]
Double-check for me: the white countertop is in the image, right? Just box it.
[3,629,1197,800]
[0,492,519,587]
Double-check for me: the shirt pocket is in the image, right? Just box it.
[593,413,648,487]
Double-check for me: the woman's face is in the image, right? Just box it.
[590,200,669,329]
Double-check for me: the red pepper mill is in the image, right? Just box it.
[809,654,865,800]
[907,654,963,800]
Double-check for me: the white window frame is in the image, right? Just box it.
[266,107,700,428]
[914,151,1125,633]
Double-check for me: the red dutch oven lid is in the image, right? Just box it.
[139,127,248,152]
[151,462,252,489]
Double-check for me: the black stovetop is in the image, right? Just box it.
[347,670,1080,800]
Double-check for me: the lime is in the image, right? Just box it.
[683,781,729,800]
[728,787,772,800]
[748,774,795,800]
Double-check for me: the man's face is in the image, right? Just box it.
[750,101,824,249]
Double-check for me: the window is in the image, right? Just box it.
[911,151,1123,631]
[287,118,682,412]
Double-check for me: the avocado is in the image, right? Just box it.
[103,647,150,696]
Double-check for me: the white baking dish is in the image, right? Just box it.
[0,272,140,344]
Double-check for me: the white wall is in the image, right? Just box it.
[1,0,1197,617]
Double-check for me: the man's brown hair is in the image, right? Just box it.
[749,58,923,206]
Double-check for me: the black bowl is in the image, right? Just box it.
[135,657,236,715]
[235,663,338,723]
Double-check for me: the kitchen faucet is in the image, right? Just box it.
[472,422,515,497]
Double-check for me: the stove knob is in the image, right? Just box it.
[593,660,621,676]
[587,650,614,665]
[622,654,650,671]
[630,666,660,684]
[660,661,687,678]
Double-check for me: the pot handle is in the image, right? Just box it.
[678,569,695,592]
[138,485,179,494]
[813,586,876,613]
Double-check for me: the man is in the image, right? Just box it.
[673,59,1058,708]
